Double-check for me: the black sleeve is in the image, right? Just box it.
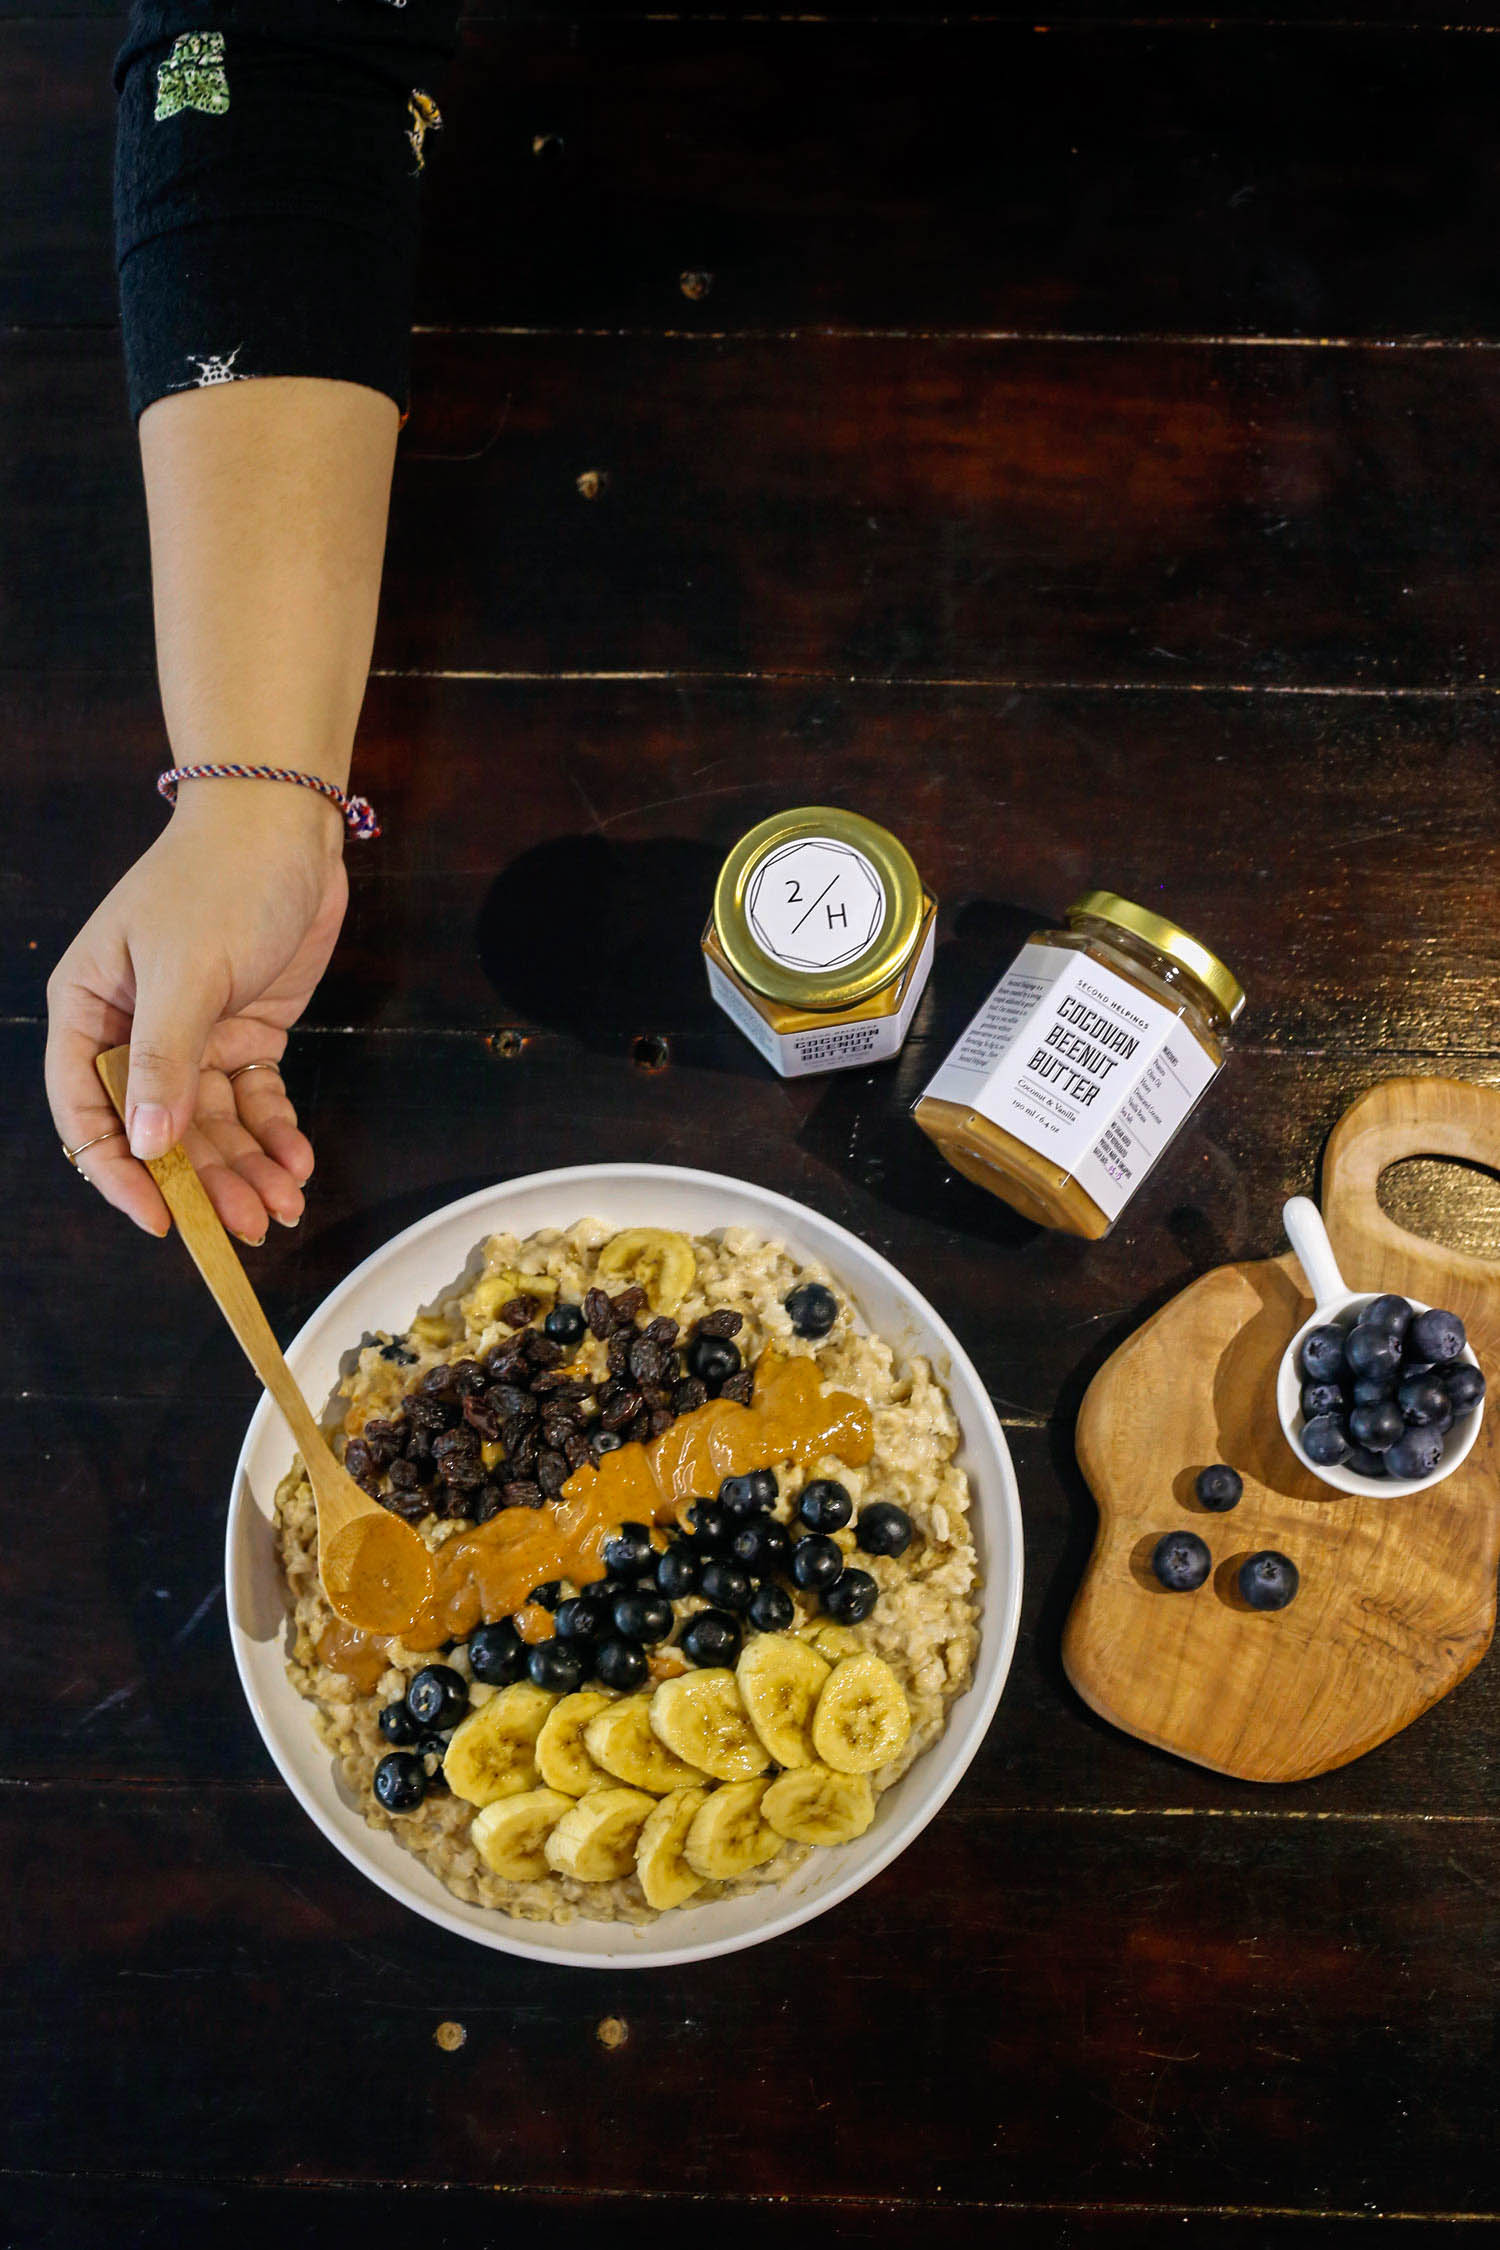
[114,3,460,420]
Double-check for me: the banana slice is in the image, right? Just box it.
[811,1654,911,1775]
[536,1690,617,1796]
[736,1633,830,1768]
[635,1785,713,1910]
[810,1624,865,1665]
[442,1682,558,1806]
[649,1670,770,1782]
[684,1779,781,1880]
[762,1764,875,1847]
[544,1786,657,1882]
[585,1693,712,1794]
[595,1228,697,1314]
[471,1787,574,1880]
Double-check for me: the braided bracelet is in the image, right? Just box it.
[156,763,381,840]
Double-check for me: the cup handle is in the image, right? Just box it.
[1283,1195,1348,1312]
[1321,1078,1500,1289]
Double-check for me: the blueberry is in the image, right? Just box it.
[1344,1324,1402,1382]
[730,1519,790,1574]
[406,1665,469,1730]
[686,1334,742,1390]
[1299,1325,1347,1384]
[1194,1465,1243,1513]
[1239,1551,1299,1610]
[1299,1413,1349,1467]
[544,1301,587,1347]
[1351,1376,1396,1406]
[1410,1307,1466,1366]
[603,1523,656,1578]
[1359,1293,1413,1339]
[1344,1444,1387,1477]
[747,1581,795,1632]
[799,1479,854,1533]
[854,1501,914,1556]
[593,1432,624,1456]
[373,1751,428,1812]
[720,1471,777,1518]
[699,1560,753,1613]
[554,1596,603,1644]
[467,1620,527,1686]
[680,1609,743,1667]
[1397,1376,1450,1427]
[1445,1362,1486,1415]
[790,1534,844,1592]
[1349,1400,1404,1452]
[822,1568,878,1622]
[1151,1532,1211,1592]
[1386,1426,1446,1480]
[655,1545,701,1600]
[378,1699,424,1747]
[612,1592,673,1644]
[577,1576,620,1614]
[685,1499,729,1550]
[785,1282,839,1338]
[527,1639,585,1693]
[1399,1358,1436,1381]
[528,1580,564,1611]
[595,1637,649,1691]
[1301,1382,1345,1420]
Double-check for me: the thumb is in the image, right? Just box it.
[124,959,222,1160]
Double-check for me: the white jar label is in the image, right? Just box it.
[745,836,887,972]
[919,941,1218,1223]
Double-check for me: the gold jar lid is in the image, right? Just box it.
[713,807,926,1011]
[1066,890,1246,1022]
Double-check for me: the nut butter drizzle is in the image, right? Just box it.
[316,1350,873,1677]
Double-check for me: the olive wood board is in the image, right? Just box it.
[1062,1078,1500,1783]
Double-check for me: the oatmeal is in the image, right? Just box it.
[275,1221,981,1924]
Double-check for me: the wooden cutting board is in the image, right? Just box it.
[1061,1078,1500,1782]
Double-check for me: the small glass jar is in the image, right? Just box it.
[913,891,1245,1238]
[704,807,937,1078]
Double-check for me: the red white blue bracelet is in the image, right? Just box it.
[156,763,381,840]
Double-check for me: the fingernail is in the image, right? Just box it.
[235,1230,268,1249]
[129,1105,173,1160]
[273,1211,301,1229]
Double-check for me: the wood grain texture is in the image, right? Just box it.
[1065,1080,1500,1781]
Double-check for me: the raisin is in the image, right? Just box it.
[600,1386,642,1432]
[380,1487,429,1523]
[628,1336,672,1386]
[387,1457,424,1495]
[648,1406,675,1438]
[672,1377,708,1415]
[472,1485,506,1525]
[503,1480,544,1510]
[637,1382,672,1413]
[462,1393,501,1440]
[402,1425,434,1466]
[644,1316,680,1348]
[500,1295,540,1327]
[482,1339,530,1382]
[359,1417,403,1464]
[695,1309,744,1339]
[531,1366,581,1396]
[433,1425,479,1464]
[606,1331,633,1377]
[449,1358,489,1397]
[609,1286,648,1325]
[420,1363,459,1397]
[563,1432,591,1471]
[441,1486,477,1521]
[343,1439,375,1482]
[522,1332,566,1370]
[584,1288,614,1339]
[490,1383,536,1422]
[507,1428,540,1476]
[718,1370,754,1405]
[405,1393,455,1434]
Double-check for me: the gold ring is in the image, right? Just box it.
[228,1060,283,1085]
[61,1127,124,1170]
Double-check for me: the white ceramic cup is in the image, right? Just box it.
[1277,1195,1485,1497]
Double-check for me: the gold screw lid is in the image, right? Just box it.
[1066,891,1246,1022]
[713,807,926,1011]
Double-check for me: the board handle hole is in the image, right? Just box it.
[1377,1156,1500,1263]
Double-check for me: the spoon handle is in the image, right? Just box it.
[1283,1194,1349,1313]
[94,1045,331,1470]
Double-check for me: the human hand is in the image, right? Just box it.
[45,781,349,1240]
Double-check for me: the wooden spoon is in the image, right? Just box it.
[95,1045,434,1634]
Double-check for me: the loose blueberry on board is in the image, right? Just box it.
[720,1470,777,1517]
[686,1334,742,1390]
[730,1519,790,1574]
[1301,1381,1346,1419]
[603,1523,656,1578]
[785,1281,840,1338]
[1397,1376,1451,1427]
[655,1545,701,1600]
[554,1596,603,1644]
[594,1638,650,1691]
[612,1592,674,1645]
[1194,1465,1243,1513]
[378,1700,424,1747]
[1299,1325,1347,1384]
[790,1534,844,1591]
[1409,1307,1466,1366]
[855,1501,915,1556]
[1239,1551,1299,1610]
[467,1619,527,1686]
[406,1665,469,1730]
[527,1640,586,1693]
[680,1609,743,1668]
[1349,1400,1405,1453]
[1344,1444,1387,1478]
[747,1581,795,1632]
[1386,1426,1446,1480]
[1446,1363,1486,1414]
[1360,1294,1413,1339]
[373,1751,428,1812]
[685,1499,730,1550]
[698,1561,754,1613]
[798,1479,854,1533]
[1299,1413,1349,1467]
[543,1301,587,1347]
[1151,1532,1211,1592]
[823,1568,879,1622]
[1344,1323,1403,1383]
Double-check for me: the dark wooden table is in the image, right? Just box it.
[5,5,1500,2243]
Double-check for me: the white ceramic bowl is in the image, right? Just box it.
[226,1164,1023,1968]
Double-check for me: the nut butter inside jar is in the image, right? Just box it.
[914,892,1245,1238]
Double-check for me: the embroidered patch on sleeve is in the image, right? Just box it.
[155,31,230,122]
[407,90,442,172]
